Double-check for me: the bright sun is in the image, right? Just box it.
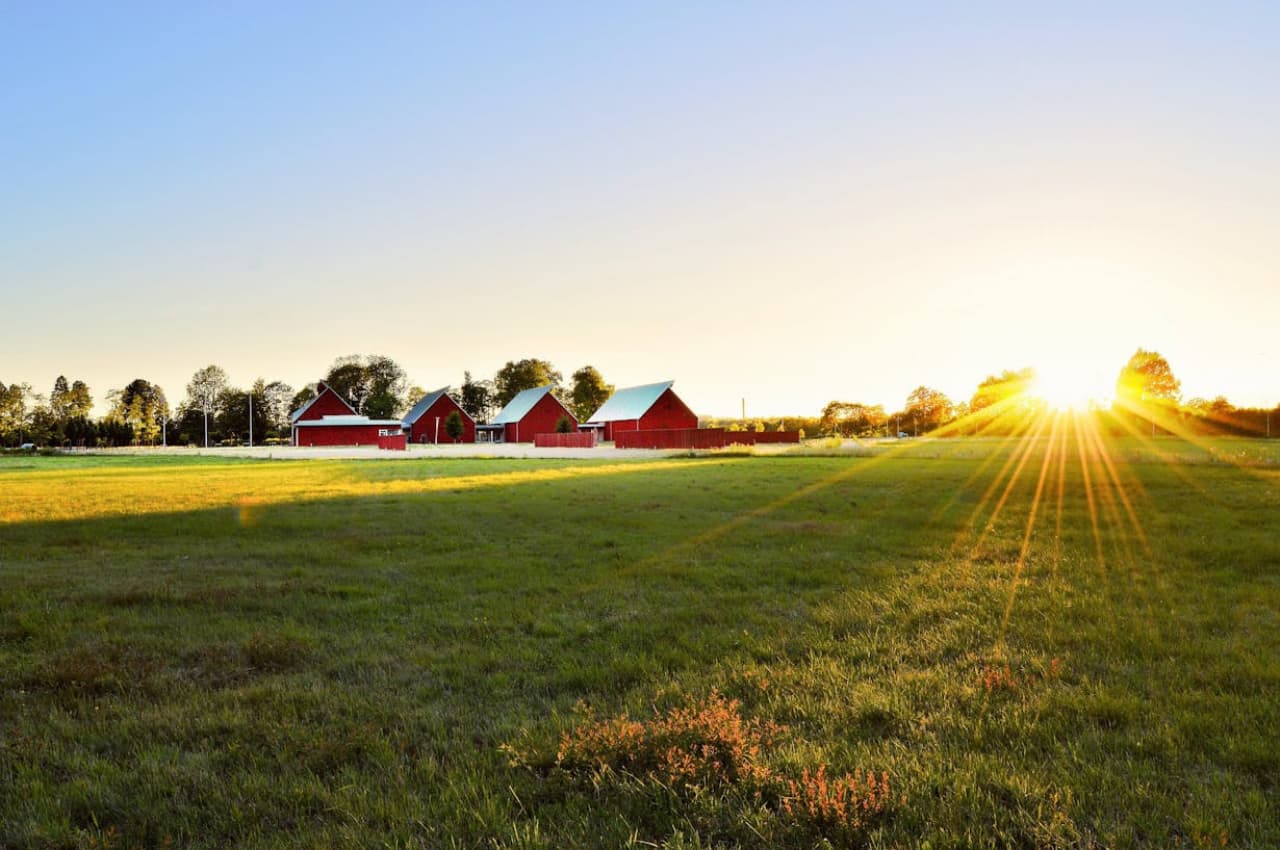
[1031,367,1111,412]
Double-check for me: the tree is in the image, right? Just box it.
[186,365,229,447]
[819,401,887,437]
[364,355,409,418]
[49,375,71,420]
[459,372,494,423]
[569,366,613,422]
[970,368,1036,412]
[323,354,409,417]
[289,385,317,418]
[323,357,370,412]
[1115,349,1181,404]
[493,359,562,408]
[0,381,31,446]
[904,386,953,434]
[260,380,295,439]
[65,380,92,420]
[111,379,169,445]
[444,410,464,442]
[555,415,573,434]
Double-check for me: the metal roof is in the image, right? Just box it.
[586,381,674,423]
[295,415,403,427]
[401,386,458,426]
[290,382,355,423]
[491,384,559,424]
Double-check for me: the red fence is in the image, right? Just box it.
[378,433,407,451]
[533,431,597,448]
[614,428,800,450]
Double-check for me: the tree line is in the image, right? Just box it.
[819,349,1278,439]
[2,347,1273,448]
[0,356,616,448]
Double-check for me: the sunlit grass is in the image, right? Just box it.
[0,456,700,524]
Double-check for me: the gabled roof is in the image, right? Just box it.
[402,386,473,427]
[290,382,355,423]
[491,384,571,424]
[587,381,675,423]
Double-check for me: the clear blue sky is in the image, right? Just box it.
[2,1,1277,415]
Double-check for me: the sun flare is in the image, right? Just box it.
[1031,368,1111,412]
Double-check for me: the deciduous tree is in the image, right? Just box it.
[904,386,953,434]
[569,366,613,422]
[493,359,561,408]
[970,368,1036,412]
[819,401,887,437]
[323,355,409,417]
[186,365,228,447]
[459,372,494,423]
[1115,349,1181,403]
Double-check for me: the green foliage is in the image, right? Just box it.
[493,358,562,408]
[1116,348,1181,403]
[108,378,169,445]
[459,371,495,423]
[903,385,953,433]
[322,354,409,417]
[970,367,1036,412]
[445,409,465,441]
[555,415,573,434]
[819,401,886,437]
[569,366,613,422]
[0,380,31,446]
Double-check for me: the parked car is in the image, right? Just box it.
[19,442,36,450]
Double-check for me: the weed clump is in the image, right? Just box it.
[555,689,782,788]
[508,690,898,844]
[780,765,894,839]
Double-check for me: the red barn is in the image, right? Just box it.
[294,415,406,447]
[402,387,475,444]
[290,383,405,448]
[291,382,357,426]
[477,385,576,443]
[584,381,697,441]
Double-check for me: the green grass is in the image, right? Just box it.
[1,435,1277,848]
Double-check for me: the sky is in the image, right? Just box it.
[2,1,1277,417]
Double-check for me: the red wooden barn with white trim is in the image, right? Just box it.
[402,387,475,443]
[290,382,405,448]
[477,385,576,443]
[583,380,697,441]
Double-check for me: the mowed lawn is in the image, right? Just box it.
[1,436,1277,849]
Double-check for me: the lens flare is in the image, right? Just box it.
[1031,367,1111,412]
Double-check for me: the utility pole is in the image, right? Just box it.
[248,393,253,448]
[203,404,209,448]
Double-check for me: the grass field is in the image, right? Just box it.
[1,434,1278,849]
